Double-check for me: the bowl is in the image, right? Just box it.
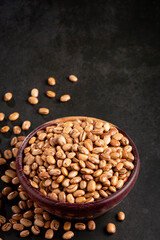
[16,116,140,220]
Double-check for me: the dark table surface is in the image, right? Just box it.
[0,0,160,239]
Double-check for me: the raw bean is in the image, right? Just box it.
[0,158,6,165]
[111,176,118,186]
[20,218,32,227]
[11,205,21,214]
[45,229,54,239]
[9,112,19,121]
[46,90,56,98]
[13,126,21,135]
[73,190,85,197]
[19,191,28,200]
[62,231,74,239]
[10,161,16,169]
[5,169,16,178]
[31,225,40,235]
[75,222,86,230]
[75,196,86,203]
[48,77,56,86]
[22,121,31,131]
[4,92,12,101]
[87,180,96,192]
[1,222,12,231]
[34,219,44,227]
[1,175,11,183]
[60,95,71,102]
[12,214,22,221]
[28,96,38,104]
[0,113,5,121]
[88,220,96,230]
[4,149,12,159]
[2,187,12,196]
[117,211,125,221]
[50,219,60,231]
[20,230,30,237]
[66,194,75,203]
[0,215,6,224]
[23,210,34,219]
[63,222,71,231]
[69,74,78,82]
[13,223,24,231]
[44,221,50,229]
[31,88,39,97]
[12,177,19,185]
[106,223,116,234]
[10,137,18,146]
[116,180,124,189]
[38,108,50,115]
[1,126,10,133]
[59,191,66,202]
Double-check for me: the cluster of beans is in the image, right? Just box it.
[23,118,134,203]
[0,136,98,239]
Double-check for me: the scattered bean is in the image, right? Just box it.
[4,92,12,101]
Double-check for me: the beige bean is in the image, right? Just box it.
[0,112,5,121]
[0,215,6,224]
[2,187,12,196]
[7,191,18,200]
[20,230,30,237]
[69,74,78,82]
[0,158,6,165]
[99,189,108,198]
[22,121,31,130]
[4,92,12,101]
[106,223,116,234]
[117,211,125,221]
[38,108,50,115]
[34,218,44,227]
[9,112,19,121]
[88,220,96,230]
[20,218,32,227]
[87,180,96,192]
[1,126,10,133]
[46,90,56,98]
[28,96,38,104]
[13,223,24,231]
[73,190,85,197]
[62,231,74,239]
[48,77,56,86]
[75,196,86,203]
[60,94,71,102]
[59,191,66,202]
[116,179,124,189]
[31,225,40,235]
[1,222,12,231]
[75,222,86,230]
[111,176,118,186]
[31,88,39,97]
[63,222,71,231]
[45,229,54,239]
[50,219,60,231]
[11,205,21,214]
[66,194,75,203]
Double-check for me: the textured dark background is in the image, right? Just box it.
[0,0,160,239]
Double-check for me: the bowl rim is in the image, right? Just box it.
[16,116,140,209]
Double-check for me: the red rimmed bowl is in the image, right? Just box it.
[16,116,140,220]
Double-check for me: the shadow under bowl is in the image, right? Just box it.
[16,116,140,220]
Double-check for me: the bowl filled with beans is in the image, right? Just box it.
[16,116,140,220]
